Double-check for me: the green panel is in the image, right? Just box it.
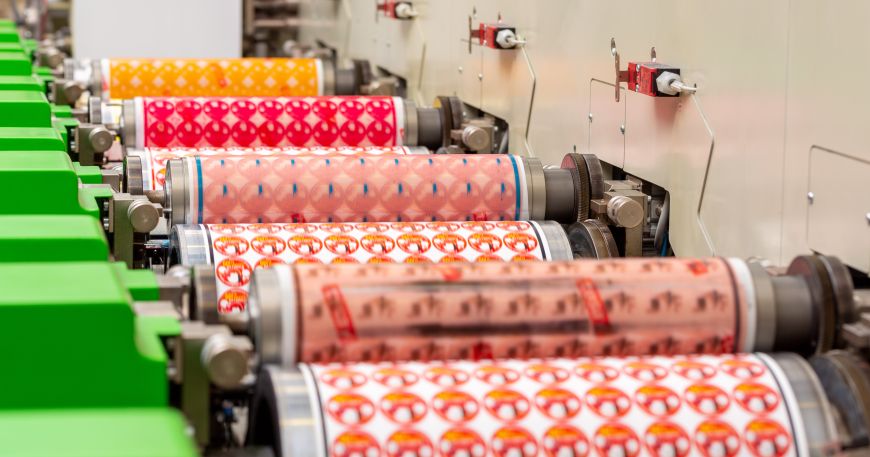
[0,75,42,92]
[0,29,19,44]
[0,53,31,75]
[52,117,76,147]
[0,215,107,262]
[0,408,197,457]
[74,162,102,184]
[114,262,160,301]
[21,38,39,54]
[79,186,111,221]
[21,38,36,58]
[0,42,25,55]
[0,150,84,214]
[33,71,52,92]
[0,262,168,408]
[0,91,50,127]
[0,127,66,151]
[51,104,73,118]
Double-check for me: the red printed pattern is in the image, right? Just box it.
[208,221,549,314]
[309,355,796,457]
[141,96,402,148]
[184,154,524,224]
[285,257,745,364]
[139,146,410,191]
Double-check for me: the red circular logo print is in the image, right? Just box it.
[215,258,252,287]
[484,388,531,421]
[373,368,419,388]
[433,390,479,422]
[327,393,375,425]
[287,234,323,255]
[593,423,640,457]
[380,391,427,424]
[635,385,681,417]
[534,387,581,419]
[213,236,250,256]
[361,234,396,255]
[586,386,631,418]
[476,366,520,385]
[217,289,247,313]
[685,384,730,415]
[397,233,432,254]
[468,233,503,253]
[319,369,366,389]
[645,422,691,457]
[325,234,360,255]
[543,425,589,457]
[251,235,286,256]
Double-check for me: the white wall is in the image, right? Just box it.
[298,0,870,272]
[72,0,242,58]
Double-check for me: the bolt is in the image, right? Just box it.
[478,73,483,81]
[635,64,641,72]
[807,192,815,203]
[619,124,626,134]
[458,66,463,73]
[127,200,160,233]
[588,113,593,122]
[866,212,870,225]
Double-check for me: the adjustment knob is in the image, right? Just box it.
[87,127,114,153]
[607,196,644,228]
[126,199,160,233]
[201,334,252,389]
[461,125,491,151]
[62,81,85,104]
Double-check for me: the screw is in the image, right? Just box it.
[588,113,593,122]
[478,73,483,81]
[635,64,640,72]
[619,124,626,134]
[866,213,870,225]
[458,66,463,73]
[807,192,815,203]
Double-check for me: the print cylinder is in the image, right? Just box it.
[121,96,417,149]
[171,221,572,320]
[164,154,549,226]
[247,256,840,366]
[126,146,423,193]
[65,57,358,99]
[248,353,840,457]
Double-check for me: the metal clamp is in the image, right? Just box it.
[108,192,163,268]
[74,123,114,166]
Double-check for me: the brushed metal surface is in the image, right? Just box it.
[298,0,870,272]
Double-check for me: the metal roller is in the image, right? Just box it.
[161,153,601,227]
[62,57,377,99]
[244,255,853,367]
[810,351,870,450]
[248,353,840,457]
[566,219,620,259]
[170,220,573,329]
